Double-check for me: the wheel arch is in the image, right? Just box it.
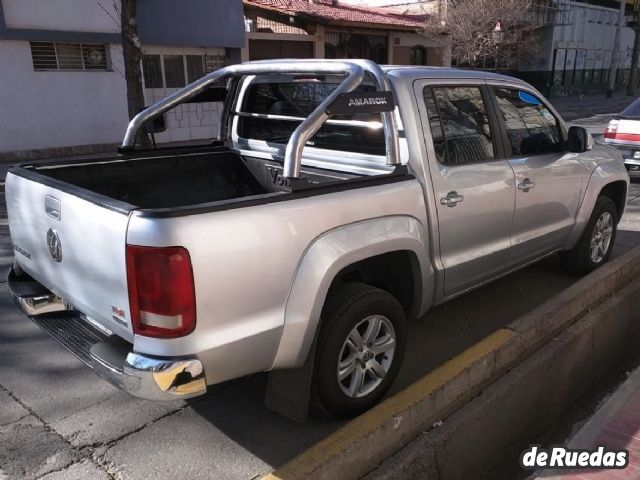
[270,215,432,370]
[328,250,422,321]
[563,162,629,250]
[599,180,627,222]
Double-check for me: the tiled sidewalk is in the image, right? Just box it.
[551,93,637,121]
[538,367,640,480]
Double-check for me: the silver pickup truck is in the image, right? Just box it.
[6,60,628,419]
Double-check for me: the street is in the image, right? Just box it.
[1,149,640,479]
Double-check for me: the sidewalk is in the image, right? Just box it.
[536,366,640,480]
[551,93,637,121]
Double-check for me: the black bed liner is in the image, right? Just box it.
[8,145,413,218]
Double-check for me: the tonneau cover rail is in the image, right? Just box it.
[121,59,400,180]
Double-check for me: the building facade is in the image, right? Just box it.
[0,0,244,157]
[349,0,637,97]
[242,0,445,66]
[516,0,636,97]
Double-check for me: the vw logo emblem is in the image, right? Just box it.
[46,228,62,262]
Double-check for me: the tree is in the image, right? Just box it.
[627,2,640,96]
[120,0,145,120]
[119,0,151,147]
[421,0,539,70]
[98,0,150,146]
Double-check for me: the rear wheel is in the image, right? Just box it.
[563,196,618,274]
[312,283,406,418]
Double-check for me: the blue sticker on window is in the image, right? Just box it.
[518,91,541,105]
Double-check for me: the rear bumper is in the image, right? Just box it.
[623,158,640,177]
[605,143,640,175]
[7,268,207,401]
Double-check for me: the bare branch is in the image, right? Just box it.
[97,1,120,28]
[421,0,541,69]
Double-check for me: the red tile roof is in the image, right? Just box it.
[244,0,426,29]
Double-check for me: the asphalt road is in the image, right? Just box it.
[1,153,640,480]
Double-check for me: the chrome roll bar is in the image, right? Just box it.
[121,59,400,179]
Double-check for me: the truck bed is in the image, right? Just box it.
[27,150,267,209]
[13,147,366,212]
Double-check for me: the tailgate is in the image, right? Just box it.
[6,170,134,342]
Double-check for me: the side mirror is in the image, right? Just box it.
[567,126,593,153]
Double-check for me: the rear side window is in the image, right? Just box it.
[492,87,562,156]
[423,86,495,166]
[237,79,385,156]
[621,97,640,117]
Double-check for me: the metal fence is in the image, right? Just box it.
[545,46,633,96]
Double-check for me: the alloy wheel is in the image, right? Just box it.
[337,315,396,399]
[590,211,614,264]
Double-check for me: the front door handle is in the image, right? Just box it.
[517,178,536,192]
[440,191,464,207]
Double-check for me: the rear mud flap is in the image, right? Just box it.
[264,337,317,422]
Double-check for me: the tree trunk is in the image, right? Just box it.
[606,0,626,98]
[120,0,150,146]
[627,18,640,96]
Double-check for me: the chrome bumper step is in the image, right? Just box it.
[30,314,108,367]
[9,267,208,401]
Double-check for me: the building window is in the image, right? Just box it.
[325,32,388,64]
[204,54,227,74]
[410,46,427,65]
[30,42,108,71]
[142,53,227,89]
[186,55,205,84]
[163,55,186,88]
[142,55,163,88]
[186,54,227,83]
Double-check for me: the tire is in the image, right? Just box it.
[311,282,407,418]
[562,196,618,275]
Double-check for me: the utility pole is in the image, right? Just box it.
[607,0,626,98]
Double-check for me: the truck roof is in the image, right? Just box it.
[381,65,527,85]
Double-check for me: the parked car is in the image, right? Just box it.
[6,60,628,419]
[604,97,640,177]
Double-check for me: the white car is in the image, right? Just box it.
[604,97,640,176]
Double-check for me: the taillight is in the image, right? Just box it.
[126,245,196,338]
[604,120,619,139]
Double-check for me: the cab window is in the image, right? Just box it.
[237,79,385,156]
[423,86,495,166]
[492,87,562,156]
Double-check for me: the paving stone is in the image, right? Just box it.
[0,389,29,425]
[0,286,120,422]
[0,416,79,480]
[37,460,110,480]
[101,407,272,480]
[553,93,633,121]
[50,391,184,448]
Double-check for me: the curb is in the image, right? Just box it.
[369,274,640,480]
[263,246,640,480]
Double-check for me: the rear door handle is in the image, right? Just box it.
[517,178,536,192]
[440,191,464,207]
